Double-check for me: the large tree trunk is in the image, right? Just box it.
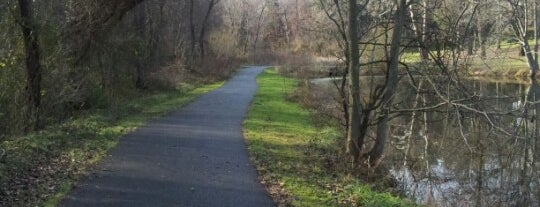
[18,0,42,130]
[346,0,362,165]
[366,0,407,167]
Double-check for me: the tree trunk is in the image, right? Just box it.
[408,0,429,60]
[238,11,249,54]
[523,42,539,77]
[199,0,219,59]
[367,0,407,167]
[467,32,475,56]
[346,0,362,165]
[253,5,266,53]
[189,0,197,64]
[479,33,487,58]
[509,0,539,77]
[134,3,146,89]
[283,11,290,46]
[420,0,430,60]
[477,1,491,59]
[534,0,540,78]
[18,0,42,130]
[150,0,165,64]
[530,79,540,184]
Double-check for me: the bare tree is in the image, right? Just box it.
[18,0,42,130]
[507,0,540,77]
[366,0,407,166]
[345,0,362,165]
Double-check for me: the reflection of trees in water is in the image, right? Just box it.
[311,76,540,206]
[384,79,540,206]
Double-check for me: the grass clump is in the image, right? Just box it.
[0,82,223,207]
[244,69,414,207]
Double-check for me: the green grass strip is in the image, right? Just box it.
[244,69,415,207]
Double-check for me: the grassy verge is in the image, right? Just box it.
[244,69,414,207]
[0,82,223,207]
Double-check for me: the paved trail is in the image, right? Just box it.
[60,67,274,207]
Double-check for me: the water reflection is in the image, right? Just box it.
[312,77,540,207]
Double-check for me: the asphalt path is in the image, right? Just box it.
[60,66,274,207]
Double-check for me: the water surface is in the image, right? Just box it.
[311,76,539,207]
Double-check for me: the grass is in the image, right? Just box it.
[401,45,532,78]
[243,69,415,207]
[0,81,223,207]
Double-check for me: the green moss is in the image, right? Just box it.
[244,69,415,207]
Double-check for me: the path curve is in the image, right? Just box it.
[60,67,274,207]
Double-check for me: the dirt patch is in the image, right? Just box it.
[260,178,294,207]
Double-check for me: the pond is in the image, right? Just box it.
[311,76,540,207]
